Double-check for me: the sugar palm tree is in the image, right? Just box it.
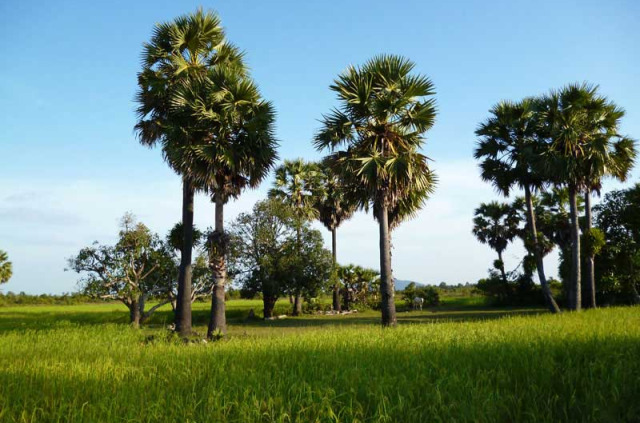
[135,9,233,336]
[540,83,637,310]
[269,159,325,315]
[173,64,278,337]
[0,250,12,284]
[473,201,520,283]
[315,162,356,311]
[580,115,636,308]
[474,99,561,313]
[315,55,437,327]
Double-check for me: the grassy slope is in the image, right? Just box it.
[0,301,638,422]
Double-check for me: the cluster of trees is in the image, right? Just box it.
[127,8,438,336]
[474,84,637,310]
[227,198,332,319]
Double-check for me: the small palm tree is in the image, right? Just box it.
[473,202,520,283]
[541,83,637,310]
[315,55,437,327]
[315,162,356,311]
[269,159,325,315]
[173,63,278,337]
[0,250,12,284]
[135,9,232,336]
[474,99,561,313]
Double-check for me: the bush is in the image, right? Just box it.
[476,272,546,306]
[400,283,440,308]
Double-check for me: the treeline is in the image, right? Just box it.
[0,292,97,306]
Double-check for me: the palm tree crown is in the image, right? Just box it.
[269,159,325,223]
[315,54,437,212]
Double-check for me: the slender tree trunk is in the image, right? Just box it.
[263,295,277,319]
[524,185,561,313]
[568,186,581,311]
[175,178,194,337]
[497,250,508,284]
[331,227,341,312]
[129,300,141,328]
[378,203,397,327]
[208,195,227,339]
[292,224,302,316]
[584,192,596,309]
[293,292,302,316]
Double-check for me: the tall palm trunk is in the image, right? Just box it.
[568,185,581,311]
[524,185,561,313]
[175,178,194,336]
[378,203,397,327]
[208,194,227,338]
[331,227,341,312]
[292,224,302,316]
[584,192,596,309]
[497,250,507,284]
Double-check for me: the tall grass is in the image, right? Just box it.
[0,305,638,422]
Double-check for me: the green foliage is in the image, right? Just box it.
[314,160,356,232]
[0,250,12,285]
[582,227,605,257]
[0,292,96,306]
[472,201,520,259]
[593,184,640,304]
[337,264,380,309]
[269,159,325,224]
[476,271,546,307]
[227,199,332,314]
[400,282,440,307]
[315,54,438,227]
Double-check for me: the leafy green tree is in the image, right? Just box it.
[338,265,380,309]
[135,9,235,336]
[315,55,437,327]
[67,214,174,327]
[475,99,561,313]
[269,159,325,315]
[315,161,356,311]
[472,201,520,283]
[227,199,331,318]
[593,184,640,304]
[173,62,278,338]
[540,83,636,310]
[0,250,12,285]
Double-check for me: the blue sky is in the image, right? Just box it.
[1,0,639,294]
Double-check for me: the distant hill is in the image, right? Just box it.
[394,279,426,291]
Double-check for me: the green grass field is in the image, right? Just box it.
[0,300,638,422]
